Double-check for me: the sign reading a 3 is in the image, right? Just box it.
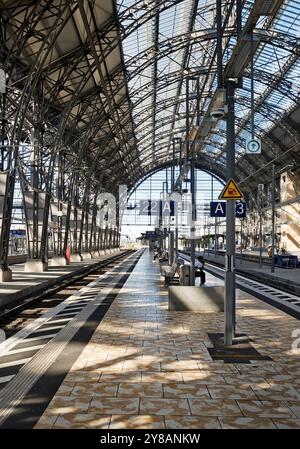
[210,201,246,218]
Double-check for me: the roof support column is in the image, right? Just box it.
[113,228,117,249]
[23,118,50,272]
[78,179,90,258]
[50,151,69,266]
[96,226,102,254]
[187,77,196,286]
[224,79,237,346]
[90,193,98,257]
[0,172,13,281]
[70,206,82,262]
[104,227,109,252]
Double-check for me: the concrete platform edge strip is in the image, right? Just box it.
[0,262,120,356]
[204,264,300,321]
[0,268,112,355]
[0,249,144,428]
[204,254,300,297]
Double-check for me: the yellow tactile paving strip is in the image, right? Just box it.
[35,250,300,429]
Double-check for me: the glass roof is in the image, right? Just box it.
[116,0,300,181]
[2,0,299,194]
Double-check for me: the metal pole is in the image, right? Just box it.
[159,189,163,251]
[259,210,263,269]
[215,217,217,257]
[179,138,182,173]
[250,30,255,139]
[172,141,179,260]
[196,78,200,126]
[172,139,175,192]
[225,80,236,346]
[169,231,174,264]
[216,0,223,88]
[190,157,196,285]
[203,216,206,255]
[186,77,195,285]
[236,0,242,38]
[175,223,178,260]
[271,163,276,273]
[240,219,243,264]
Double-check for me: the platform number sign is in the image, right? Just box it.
[210,201,246,218]
[139,200,175,216]
[235,200,246,218]
[210,201,226,217]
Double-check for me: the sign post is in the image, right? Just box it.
[222,80,241,345]
[218,172,245,346]
[218,172,245,345]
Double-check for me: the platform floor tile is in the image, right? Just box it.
[35,249,300,429]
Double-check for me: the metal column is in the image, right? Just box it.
[190,156,196,285]
[169,231,174,264]
[224,80,236,346]
[259,210,263,269]
[271,164,276,273]
[186,77,196,286]
[240,219,243,264]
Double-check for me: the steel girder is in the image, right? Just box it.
[3,4,300,173]
[214,51,300,160]
[2,1,139,185]
[0,0,130,269]
[73,26,299,184]
[0,0,299,271]
[99,86,296,184]
[128,154,226,198]
[3,18,294,191]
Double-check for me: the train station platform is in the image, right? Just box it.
[0,248,295,429]
[0,250,124,313]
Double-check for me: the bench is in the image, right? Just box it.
[158,252,168,263]
[161,262,179,286]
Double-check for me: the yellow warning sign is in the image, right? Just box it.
[219,178,244,200]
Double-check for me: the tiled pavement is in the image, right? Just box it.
[35,250,300,429]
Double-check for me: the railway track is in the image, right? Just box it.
[178,252,300,320]
[0,249,142,393]
[0,250,144,429]
[0,250,132,323]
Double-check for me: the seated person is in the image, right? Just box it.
[195,256,206,286]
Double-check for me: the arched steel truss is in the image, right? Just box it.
[0,0,299,273]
